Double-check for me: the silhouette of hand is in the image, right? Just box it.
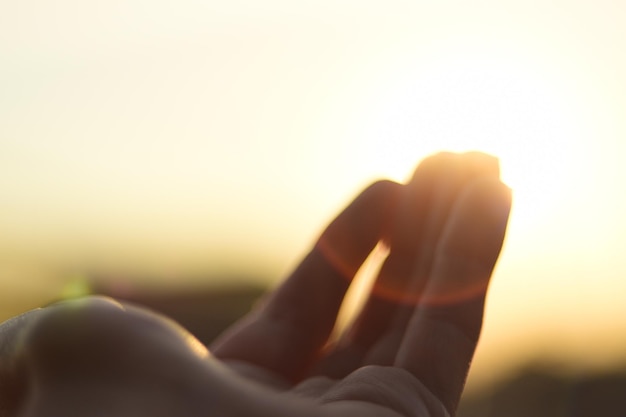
[0,152,511,417]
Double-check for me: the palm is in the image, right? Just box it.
[212,152,511,417]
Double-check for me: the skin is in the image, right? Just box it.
[0,152,512,417]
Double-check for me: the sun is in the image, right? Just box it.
[337,46,587,241]
[325,47,591,336]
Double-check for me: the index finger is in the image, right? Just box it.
[211,180,402,381]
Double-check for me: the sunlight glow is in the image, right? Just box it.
[341,42,587,243]
[1,0,625,387]
[331,243,389,341]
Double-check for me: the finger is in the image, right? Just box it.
[319,153,500,375]
[364,153,500,363]
[311,153,450,377]
[382,152,500,304]
[347,153,453,349]
[394,178,512,415]
[211,180,401,382]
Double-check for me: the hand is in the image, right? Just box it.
[211,151,512,416]
[0,152,511,417]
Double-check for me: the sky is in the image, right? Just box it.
[1,0,626,387]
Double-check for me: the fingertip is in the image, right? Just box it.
[319,179,402,277]
[463,151,501,180]
[358,179,402,207]
[408,151,501,185]
[468,177,513,224]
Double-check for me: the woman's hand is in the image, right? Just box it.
[0,152,511,417]
[212,151,512,416]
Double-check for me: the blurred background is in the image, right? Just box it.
[1,1,625,415]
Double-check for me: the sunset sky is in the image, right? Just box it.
[1,0,625,387]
